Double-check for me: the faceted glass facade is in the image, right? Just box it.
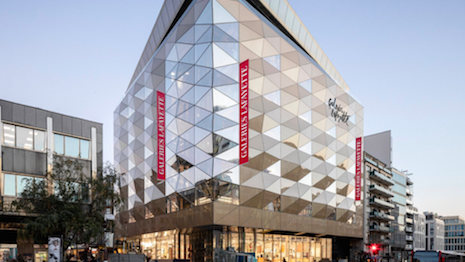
[114,0,364,249]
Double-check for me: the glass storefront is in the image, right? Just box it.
[139,230,177,260]
[126,228,333,261]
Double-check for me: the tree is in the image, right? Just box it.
[12,155,124,251]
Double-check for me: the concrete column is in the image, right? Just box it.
[91,127,97,179]
[46,117,54,193]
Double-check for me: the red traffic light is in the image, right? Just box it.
[370,244,379,255]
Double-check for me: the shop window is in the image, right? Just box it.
[54,134,90,159]
[2,124,45,151]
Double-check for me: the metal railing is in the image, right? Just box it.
[365,157,378,167]
[370,171,394,186]
[370,211,395,221]
[406,199,414,206]
[369,184,394,197]
[369,197,395,209]
[370,225,394,233]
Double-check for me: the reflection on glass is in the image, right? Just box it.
[216,181,239,205]
[230,233,239,252]
[17,175,31,196]
[55,134,64,154]
[80,139,90,159]
[3,124,15,146]
[34,130,45,151]
[213,134,237,156]
[16,126,33,150]
[34,177,44,185]
[65,136,79,157]
[4,174,16,196]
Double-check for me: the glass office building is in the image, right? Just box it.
[114,0,364,261]
[0,99,103,261]
[442,216,465,252]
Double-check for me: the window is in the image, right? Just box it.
[80,140,90,159]
[65,136,80,157]
[2,124,45,151]
[54,181,89,202]
[16,127,33,149]
[54,134,90,159]
[34,130,45,151]
[3,174,42,197]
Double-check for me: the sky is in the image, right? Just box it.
[1,0,464,218]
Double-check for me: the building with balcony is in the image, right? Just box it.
[113,0,365,261]
[425,212,445,251]
[0,99,102,261]
[364,152,394,258]
[363,130,417,261]
[441,216,465,252]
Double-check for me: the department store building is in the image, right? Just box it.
[114,0,364,261]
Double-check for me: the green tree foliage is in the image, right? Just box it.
[12,155,123,250]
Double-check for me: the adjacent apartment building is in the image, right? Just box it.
[413,210,426,251]
[363,152,395,258]
[441,216,465,252]
[113,0,364,261]
[363,130,416,261]
[0,99,103,261]
[425,212,445,251]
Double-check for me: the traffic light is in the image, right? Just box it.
[370,244,379,256]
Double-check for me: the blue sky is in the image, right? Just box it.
[1,1,464,217]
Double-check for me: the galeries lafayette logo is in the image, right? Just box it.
[328,98,350,125]
[239,60,249,165]
[157,91,166,180]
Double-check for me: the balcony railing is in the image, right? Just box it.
[406,235,413,241]
[406,188,413,196]
[370,197,395,209]
[369,184,394,198]
[382,239,392,245]
[370,211,395,221]
[406,199,414,206]
[370,225,394,233]
[407,178,413,185]
[365,157,378,167]
[405,244,413,250]
[370,171,394,186]
[406,217,413,224]
[406,227,413,232]
[406,208,415,215]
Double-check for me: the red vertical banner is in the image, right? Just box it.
[239,60,249,165]
[355,137,362,201]
[157,91,166,180]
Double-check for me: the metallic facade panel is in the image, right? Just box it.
[115,0,364,240]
